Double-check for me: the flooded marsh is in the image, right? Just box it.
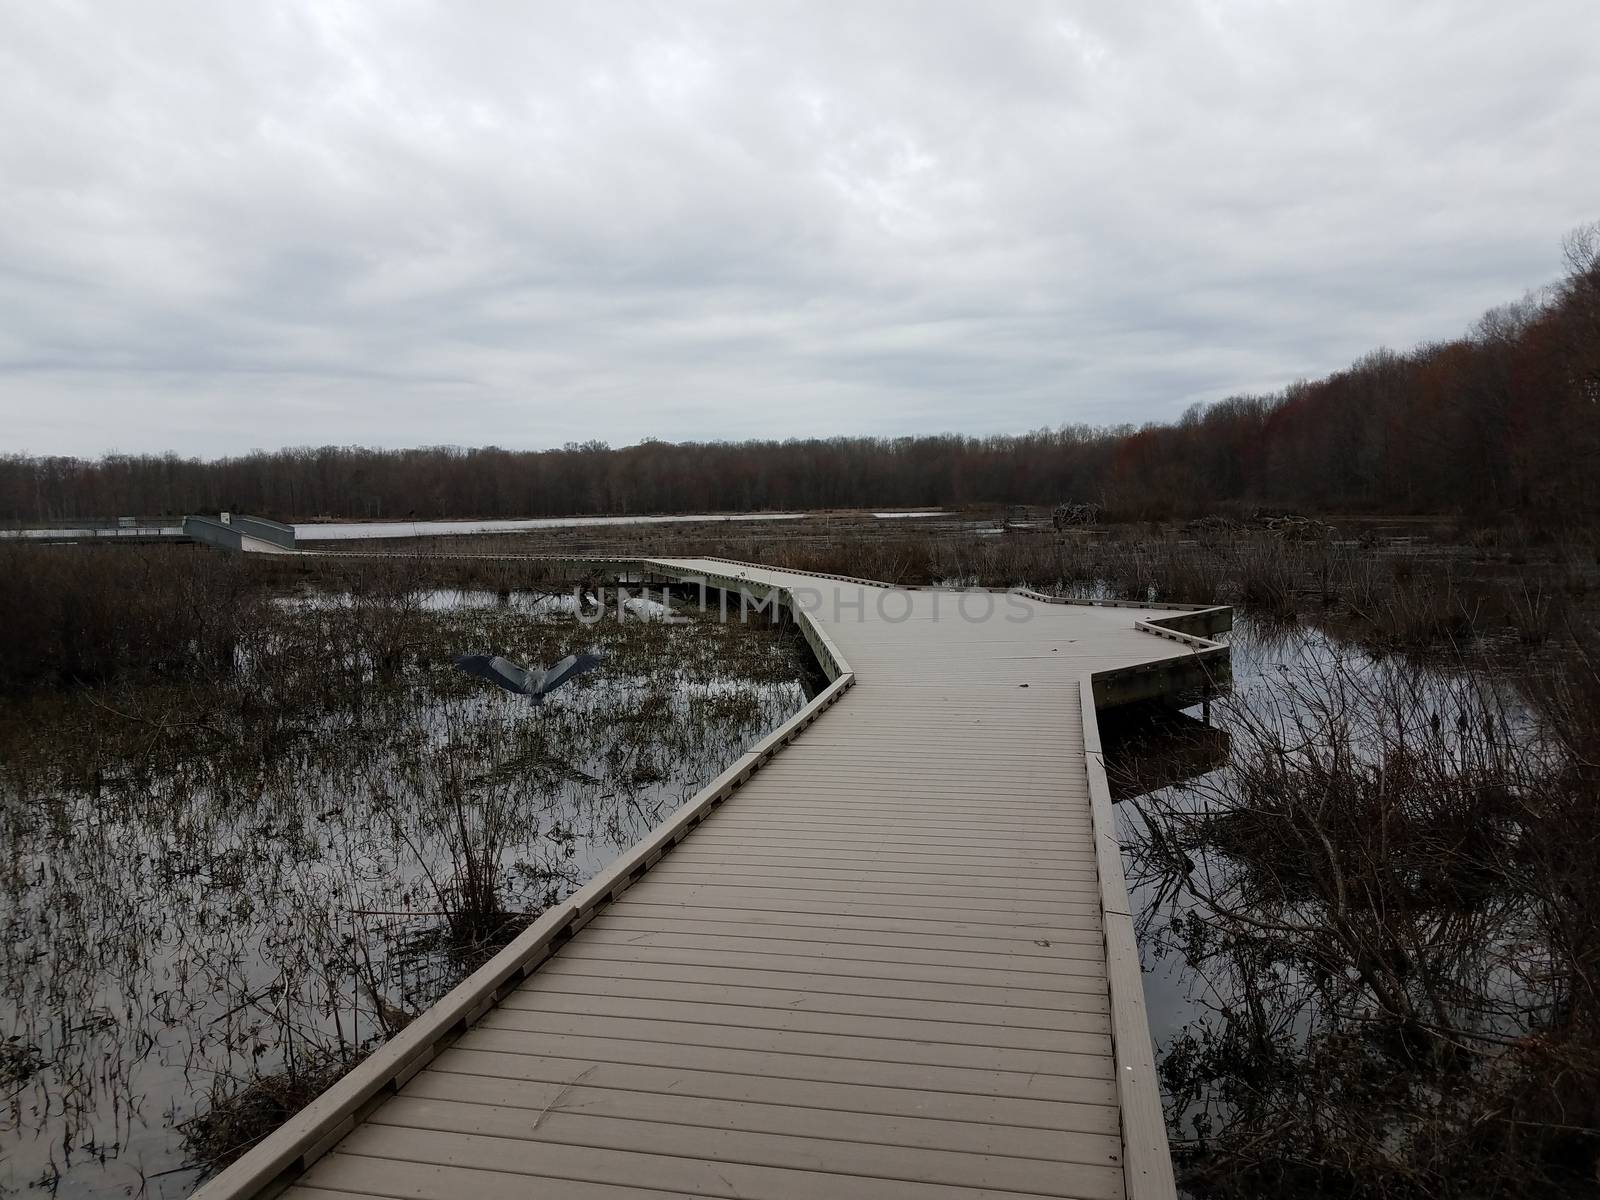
[0,556,810,1196]
[4,526,1597,1199]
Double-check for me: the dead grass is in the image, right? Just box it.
[182,1048,369,1173]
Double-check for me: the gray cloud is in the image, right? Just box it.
[2,0,1596,455]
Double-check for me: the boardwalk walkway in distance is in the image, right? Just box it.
[192,555,1230,1200]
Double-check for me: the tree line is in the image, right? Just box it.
[5,225,1596,526]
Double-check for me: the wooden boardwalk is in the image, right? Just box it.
[193,557,1230,1200]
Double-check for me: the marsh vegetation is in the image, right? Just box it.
[4,514,1597,1199]
[1110,611,1600,1196]
[0,544,809,1196]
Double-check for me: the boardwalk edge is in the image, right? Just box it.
[1080,675,1179,1200]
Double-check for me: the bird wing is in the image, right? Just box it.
[488,656,536,694]
[453,654,500,684]
[533,651,605,696]
[454,654,533,694]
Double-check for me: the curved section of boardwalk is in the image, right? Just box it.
[194,557,1229,1200]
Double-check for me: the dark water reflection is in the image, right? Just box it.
[1111,615,1594,1196]
[1118,617,1531,1042]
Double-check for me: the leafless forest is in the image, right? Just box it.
[5,226,1596,528]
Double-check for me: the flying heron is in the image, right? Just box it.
[453,651,604,701]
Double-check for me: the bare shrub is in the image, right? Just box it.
[0,543,258,695]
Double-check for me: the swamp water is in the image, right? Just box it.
[1112,616,1589,1196]
[0,588,809,1197]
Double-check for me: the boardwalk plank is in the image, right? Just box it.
[566,925,1106,973]
[508,973,1109,1032]
[399,1072,1116,1163]
[367,1096,1123,1194]
[430,1047,1119,1129]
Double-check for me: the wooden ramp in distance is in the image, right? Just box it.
[192,557,1230,1200]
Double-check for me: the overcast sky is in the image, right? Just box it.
[2,2,1596,457]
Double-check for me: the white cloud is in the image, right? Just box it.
[1,0,1596,454]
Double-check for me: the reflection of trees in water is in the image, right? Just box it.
[1117,635,1600,1198]
[0,592,806,1197]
